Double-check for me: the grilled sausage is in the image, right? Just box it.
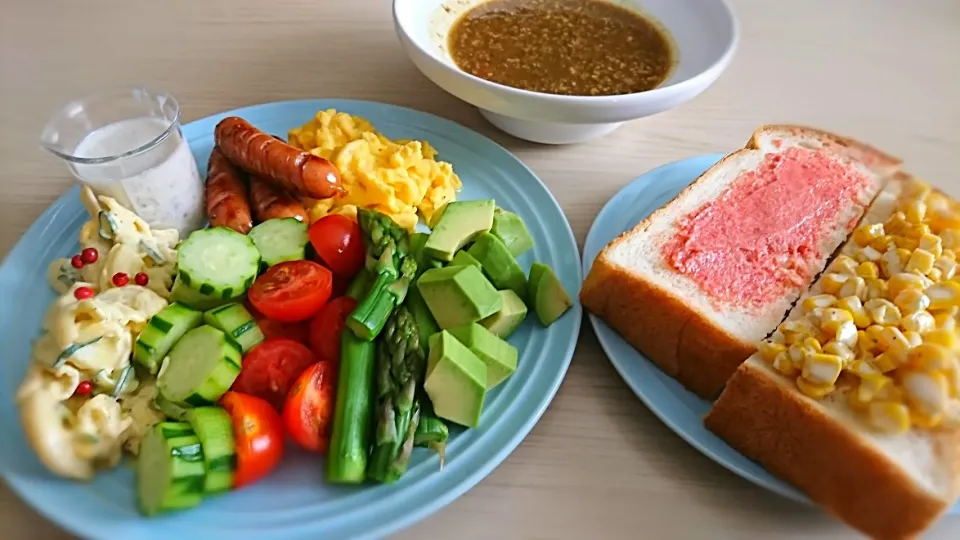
[214,116,342,200]
[249,176,308,222]
[205,147,254,234]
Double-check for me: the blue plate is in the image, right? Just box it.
[582,154,960,514]
[0,99,583,539]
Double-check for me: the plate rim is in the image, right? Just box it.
[0,98,584,539]
[581,153,813,505]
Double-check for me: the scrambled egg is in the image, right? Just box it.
[288,109,462,231]
[20,188,174,480]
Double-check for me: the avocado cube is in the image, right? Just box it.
[424,200,496,262]
[424,331,487,428]
[527,262,572,326]
[417,265,503,329]
[479,289,528,339]
[450,250,482,269]
[406,283,440,348]
[467,233,527,297]
[449,323,518,389]
[491,207,535,256]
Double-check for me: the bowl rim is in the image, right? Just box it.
[392,0,740,104]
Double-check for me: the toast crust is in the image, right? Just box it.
[749,124,903,172]
[705,361,960,540]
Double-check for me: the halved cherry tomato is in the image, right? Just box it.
[246,300,309,343]
[282,362,337,453]
[232,339,317,411]
[248,260,333,322]
[308,215,365,279]
[307,296,358,363]
[220,391,285,489]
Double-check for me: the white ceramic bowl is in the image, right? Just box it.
[393,0,739,145]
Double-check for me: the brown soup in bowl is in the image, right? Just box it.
[448,0,676,97]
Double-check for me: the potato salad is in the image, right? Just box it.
[18,187,179,480]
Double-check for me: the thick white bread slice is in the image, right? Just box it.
[581,126,901,398]
[751,124,902,177]
[706,176,960,540]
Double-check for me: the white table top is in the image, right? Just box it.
[2,0,959,538]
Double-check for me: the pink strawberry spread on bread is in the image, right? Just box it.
[662,147,872,309]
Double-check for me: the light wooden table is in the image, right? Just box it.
[2,0,959,538]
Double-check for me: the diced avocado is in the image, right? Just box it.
[467,233,527,297]
[427,203,448,230]
[450,250,481,269]
[424,331,487,428]
[406,283,440,349]
[448,323,518,389]
[479,290,528,339]
[423,200,496,262]
[491,207,535,256]
[417,265,502,329]
[528,262,573,326]
[410,232,429,273]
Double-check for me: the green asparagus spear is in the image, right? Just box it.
[367,306,427,483]
[326,330,377,484]
[347,209,418,341]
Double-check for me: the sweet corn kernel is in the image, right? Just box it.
[901,311,936,334]
[820,273,847,295]
[894,288,931,314]
[928,268,945,283]
[801,336,823,354]
[888,273,927,298]
[906,249,936,275]
[881,249,903,277]
[758,341,787,363]
[905,224,932,240]
[853,223,885,246]
[904,330,923,348]
[909,410,943,429]
[924,329,959,351]
[871,235,895,252]
[925,281,960,311]
[897,248,913,264]
[867,402,911,434]
[866,324,886,341]
[929,218,960,235]
[856,261,879,279]
[857,373,893,404]
[849,358,880,376]
[856,330,878,356]
[795,376,835,399]
[919,233,944,259]
[835,296,871,328]
[802,353,844,386]
[769,331,787,345]
[787,343,806,364]
[772,352,799,377]
[877,327,912,364]
[865,298,902,325]
[864,278,888,301]
[802,294,836,312]
[876,381,906,402]
[829,255,859,276]
[894,236,920,251]
[902,370,950,416]
[942,249,957,262]
[905,199,927,223]
[907,180,933,202]
[839,277,866,300]
[906,343,954,371]
[935,257,958,281]
[885,212,909,235]
[933,307,958,331]
[819,307,853,332]
[822,340,855,364]
[855,246,883,263]
[871,352,899,373]
[942,229,960,250]
[834,320,858,348]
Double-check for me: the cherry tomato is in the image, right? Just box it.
[232,339,317,411]
[308,215,365,279]
[308,296,357,363]
[282,362,337,453]
[246,301,309,343]
[220,391,285,489]
[331,273,350,299]
[248,260,333,322]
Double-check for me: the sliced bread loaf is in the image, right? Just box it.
[581,126,900,397]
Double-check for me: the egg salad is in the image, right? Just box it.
[288,109,462,231]
[18,188,178,480]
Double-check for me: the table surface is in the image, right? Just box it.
[2,0,959,538]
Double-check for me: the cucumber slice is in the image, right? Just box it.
[170,278,232,312]
[177,227,260,300]
[158,325,242,407]
[248,218,309,268]
[184,407,236,494]
[136,422,206,516]
[154,394,190,420]
[134,302,204,375]
[98,211,117,240]
[204,303,264,353]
